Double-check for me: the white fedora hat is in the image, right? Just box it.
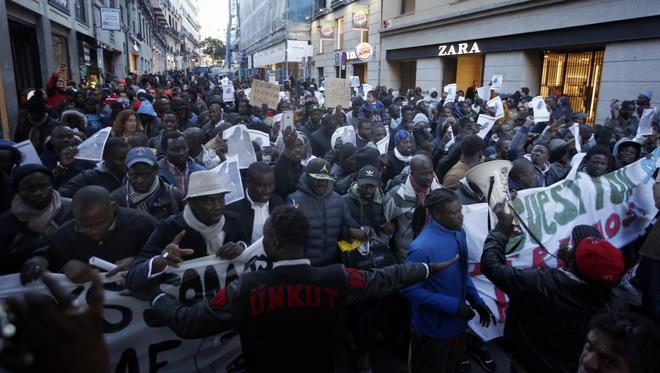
[185,170,230,199]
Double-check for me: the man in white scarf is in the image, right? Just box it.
[126,170,249,292]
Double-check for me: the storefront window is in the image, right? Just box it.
[540,50,604,124]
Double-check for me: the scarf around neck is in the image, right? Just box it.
[11,191,62,237]
[182,204,225,255]
[128,177,160,211]
[394,148,412,163]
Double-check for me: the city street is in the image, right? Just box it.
[0,1,658,373]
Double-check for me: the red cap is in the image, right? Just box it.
[575,237,624,283]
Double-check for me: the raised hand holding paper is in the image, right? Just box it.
[531,96,550,123]
[477,114,498,138]
[637,108,656,137]
[331,126,356,147]
[222,124,257,169]
[76,127,111,161]
[490,75,503,91]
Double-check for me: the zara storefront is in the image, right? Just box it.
[379,2,660,125]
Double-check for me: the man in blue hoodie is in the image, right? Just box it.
[401,188,495,373]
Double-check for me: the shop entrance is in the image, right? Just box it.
[400,61,416,93]
[8,20,42,98]
[540,49,604,124]
[442,55,484,95]
[353,63,367,85]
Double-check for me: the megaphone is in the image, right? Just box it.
[465,160,512,207]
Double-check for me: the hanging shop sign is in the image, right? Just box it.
[437,41,481,56]
[320,21,336,40]
[351,5,369,31]
[100,8,121,31]
[355,42,374,62]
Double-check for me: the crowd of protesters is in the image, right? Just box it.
[0,66,659,373]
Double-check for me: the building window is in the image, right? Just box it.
[75,0,86,23]
[319,38,324,54]
[49,0,69,14]
[540,49,604,124]
[401,0,415,15]
[360,29,369,44]
[336,17,344,50]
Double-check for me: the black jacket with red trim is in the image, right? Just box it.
[151,261,428,372]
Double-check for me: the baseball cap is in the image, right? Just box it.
[309,103,324,112]
[575,237,624,283]
[125,147,157,167]
[185,169,230,199]
[306,158,335,181]
[357,165,380,187]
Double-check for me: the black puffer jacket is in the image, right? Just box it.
[480,229,615,373]
[286,175,358,266]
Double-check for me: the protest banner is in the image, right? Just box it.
[324,78,351,108]
[215,155,244,204]
[465,149,660,341]
[223,124,257,169]
[0,239,271,372]
[250,80,280,109]
[14,140,42,165]
[76,127,111,161]
[331,125,356,147]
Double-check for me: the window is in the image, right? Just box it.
[401,0,415,15]
[540,50,604,124]
[319,38,324,54]
[75,0,86,23]
[336,17,344,50]
[360,29,369,44]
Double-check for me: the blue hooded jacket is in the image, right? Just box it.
[401,218,484,338]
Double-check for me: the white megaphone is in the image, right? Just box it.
[465,160,513,208]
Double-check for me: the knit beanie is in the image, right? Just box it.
[12,164,54,190]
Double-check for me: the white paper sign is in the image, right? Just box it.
[315,91,325,106]
[490,74,503,91]
[477,86,490,100]
[247,129,270,148]
[76,127,111,161]
[476,114,498,138]
[570,123,582,153]
[362,84,373,99]
[215,155,244,204]
[222,84,235,102]
[637,108,656,137]
[531,96,550,123]
[444,126,455,151]
[376,134,389,154]
[349,76,360,88]
[331,126,356,147]
[281,111,295,132]
[14,140,42,165]
[486,96,504,119]
[223,124,257,169]
[566,151,587,180]
[444,83,456,102]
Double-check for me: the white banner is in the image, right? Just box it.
[0,241,271,372]
[466,150,660,340]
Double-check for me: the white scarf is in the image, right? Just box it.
[182,204,225,255]
[394,148,412,163]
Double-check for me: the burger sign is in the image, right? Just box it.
[355,42,374,62]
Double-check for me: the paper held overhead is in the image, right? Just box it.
[490,74,503,91]
[14,140,42,166]
[486,96,504,119]
[376,134,389,155]
[331,126,356,148]
[76,127,111,161]
[570,123,582,153]
[247,129,271,148]
[476,114,498,139]
[223,124,257,169]
[637,107,656,137]
[477,86,490,100]
[214,156,244,204]
[444,83,456,102]
[531,96,550,123]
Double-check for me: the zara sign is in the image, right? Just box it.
[437,42,481,56]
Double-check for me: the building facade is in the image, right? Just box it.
[310,0,380,88]
[238,0,314,82]
[378,0,660,124]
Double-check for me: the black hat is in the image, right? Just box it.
[357,165,380,187]
[571,225,603,247]
[354,146,380,170]
[306,158,334,181]
[338,142,357,162]
[12,164,54,190]
[27,92,46,116]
